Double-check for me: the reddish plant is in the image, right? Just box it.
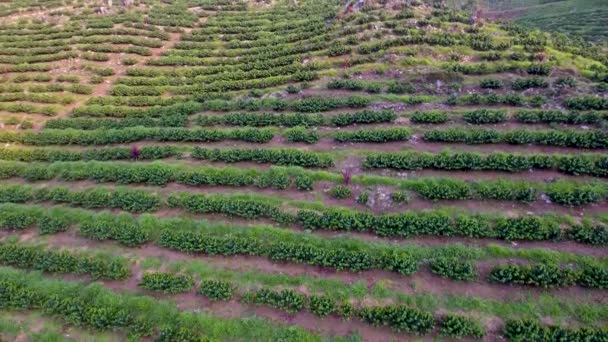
[343,58,350,69]
[342,168,352,185]
[130,145,141,160]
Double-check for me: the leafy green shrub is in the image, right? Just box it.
[357,191,369,205]
[308,295,337,317]
[488,263,577,288]
[328,185,352,199]
[440,315,484,339]
[295,174,314,191]
[567,224,608,246]
[430,257,476,281]
[330,110,396,127]
[545,181,606,206]
[358,305,435,334]
[243,288,305,314]
[283,127,319,144]
[479,78,503,89]
[198,280,234,301]
[38,211,71,234]
[390,191,410,203]
[410,111,448,124]
[286,85,300,94]
[334,128,411,143]
[576,264,608,289]
[140,272,193,294]
[511,77,548,90]
[474,180,537,202]
[328,43,350,56]
[414,178,471,200]
[462,109,507,124]
[496,216,560,241]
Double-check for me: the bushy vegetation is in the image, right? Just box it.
[140,272,193,294]
[1,3,606,340]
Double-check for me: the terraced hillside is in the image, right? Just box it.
[478,0,608,43]
[0,0,607,341]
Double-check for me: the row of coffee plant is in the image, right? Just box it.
[191,147,334,168]
[423,127,608,149]
[3,158,607,205]
[0,184,160,213]
[0,145,334,168]
[167,191,607,242]
[0,241,129,280]
[0,146,181,162]
[0,161,302,189]
[2,203,605,281]
[195,110,397,127]
[503,319,607,342]
[364,150,608,177]
[0,127,274,145]
[489,263,607,289]
[0,267,310,340]
[71,101,200,118]
[141,274,484,338]
[410,109,604,126]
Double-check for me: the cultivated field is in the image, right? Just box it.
[477,0,608,43]
[0,0,607,341]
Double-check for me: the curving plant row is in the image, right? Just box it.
[45,115,189,130]
[2,202,606,285]
[0,127,275,145]
[334,127,411,143]
[0,146,181,163]
[2,157,607,206]
[191,147,334,168]
[195,110,397,128]
[364,150,608,177]
[423,127,608,149]
[165,192,607,243]
[0,161,299,189]
[139,272,194,294]
[0,184,160,213]
[488,263,608,289]
[0,267,296,341]
[0,241,130,280]
[412,109,602,126]
[70,101,201,118]
[503,319,607,342]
